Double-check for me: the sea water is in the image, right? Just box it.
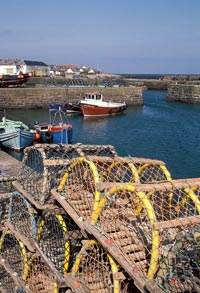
[3,90,200,179]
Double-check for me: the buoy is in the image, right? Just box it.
[34,132,41,141]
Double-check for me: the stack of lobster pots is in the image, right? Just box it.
[0,143,199,293]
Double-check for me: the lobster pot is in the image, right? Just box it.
[24,254,58,293]
[71,239,132,293]
[137,178,200,292]
[87,156,140,183]
[36,210,82,274]
[0,193,12,232]
[0,264,19,292]
[84,156,171,184]
[58,157,101,222]
[156,228,200,293]
[91,185,153,280]
[0,231,27,278]
[17,143,117,205]
[8,191,37,239]
[90,179,200,291]
[131,157,172,183]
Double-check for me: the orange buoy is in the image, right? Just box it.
[34,132,41,141]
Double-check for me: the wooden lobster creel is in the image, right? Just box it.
[99,156,171,184]
[17,143,117,205]
[71,239,134,293]
[23,254,59,293]
[57,157,101,223]
[87,179,200,292]
[0,231,27,280]
[56,155,171,227]
[8,191,38,240]
[36,210,83,275]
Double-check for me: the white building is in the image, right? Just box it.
[0,59,50,76]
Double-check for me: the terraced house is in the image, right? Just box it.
[0,59,50,76]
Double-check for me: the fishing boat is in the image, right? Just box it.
[0,117,34,151]
[33,105,73,144]
[0,72,32,87]
[80,92,127,117]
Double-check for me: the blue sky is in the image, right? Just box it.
[0,0,200,74]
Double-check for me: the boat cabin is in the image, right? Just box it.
[84,92,103,102]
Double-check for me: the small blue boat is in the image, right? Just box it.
[0,117,34,151]
[34,106,73,144]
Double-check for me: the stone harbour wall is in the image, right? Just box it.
[0,87,143,109]
[167,84,200,103]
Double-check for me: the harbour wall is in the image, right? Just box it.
[0,87,143,109]
[167,84,200,103]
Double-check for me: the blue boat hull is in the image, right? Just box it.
[40,128,73,144]
[0,128,34,151]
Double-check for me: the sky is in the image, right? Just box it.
[0,0,200,74]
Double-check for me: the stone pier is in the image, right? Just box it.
[0,86,143,109]
[167,84,200,103]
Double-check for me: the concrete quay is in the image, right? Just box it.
[0,150,21,178]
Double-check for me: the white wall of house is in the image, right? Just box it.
[25,65,50,76]
[0,65,17,75]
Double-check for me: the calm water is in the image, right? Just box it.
[3,90,200,179]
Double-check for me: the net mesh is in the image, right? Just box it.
[24,254,58,293]
[36,209,83,274]
[71,239,135,292]
[0,231,26,279]
[0,264,18,293]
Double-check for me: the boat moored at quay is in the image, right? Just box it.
[0,117,34,151]
[79,92,127,117]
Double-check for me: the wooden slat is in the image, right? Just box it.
[51,189,88,233]
[153,215,200,230]
[5,221,35,252]
[84,221,146,293]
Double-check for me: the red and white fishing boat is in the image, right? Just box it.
[80,92,127,117]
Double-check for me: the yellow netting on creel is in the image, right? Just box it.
[58,157,101,222]
[57,156,171,223]
[71,239,134,293]
[0,264,19,292]
[100,156,171,184]
[17,143,117,205]
[36,210,82,275]
[87,156,140,183]
[0,231,27,279]
[23,254,58,293]
[8,191,38,240]
[90,180,200,291]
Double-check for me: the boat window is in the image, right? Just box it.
[96,95,101,100]
[0,128,5,134]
